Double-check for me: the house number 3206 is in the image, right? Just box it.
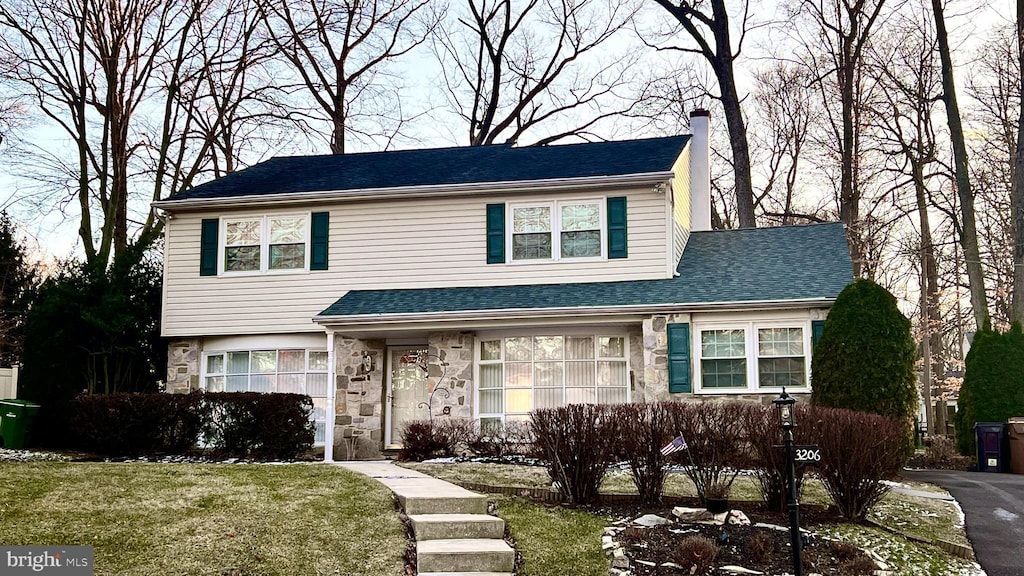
[794,447,821,463]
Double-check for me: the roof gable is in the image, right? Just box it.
[173,135,690,200]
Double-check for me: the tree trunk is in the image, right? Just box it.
[839,22,862,277]
[719,70,755,228]
[932,0,990,330]
[1013,0,1024,324]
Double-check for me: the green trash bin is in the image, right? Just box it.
[0,399,41,449]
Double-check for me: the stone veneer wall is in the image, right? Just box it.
[166,338,201,394]
[333,337,386,459]
[426,332,475,420]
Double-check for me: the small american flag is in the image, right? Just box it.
[660,434,688,456]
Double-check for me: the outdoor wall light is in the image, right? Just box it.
[773,388,797,430]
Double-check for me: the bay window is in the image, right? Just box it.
[203,348,329,444]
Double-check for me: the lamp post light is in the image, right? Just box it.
[773,388,802,576]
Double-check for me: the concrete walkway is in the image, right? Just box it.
[904,469,1024,576]
[338,461,514,576]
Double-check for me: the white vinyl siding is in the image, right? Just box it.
[162,187,671,336]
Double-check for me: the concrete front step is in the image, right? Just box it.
[400,493,487,516]
[409,514,506,541]
[417,539,515,574]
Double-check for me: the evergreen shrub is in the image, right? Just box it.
[811,279,917,420]
[954,323,1024,455]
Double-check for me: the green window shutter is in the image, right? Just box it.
[310,211,330,270]
[607,196,627,259]
[667,322,691,393]
[200,218,218,276]
[486,203,505,264]
[811,320,826,349]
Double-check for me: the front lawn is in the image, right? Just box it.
[0,462,406,576]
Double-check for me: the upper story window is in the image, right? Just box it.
[222,215,308,273]
[509,200,604,262]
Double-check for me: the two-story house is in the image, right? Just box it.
[153,111,853,461]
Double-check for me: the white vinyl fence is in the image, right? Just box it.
[0,366,18,399]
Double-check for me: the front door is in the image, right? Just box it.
[385,347,430,448]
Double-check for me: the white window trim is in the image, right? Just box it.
[505,199,606,263]
[693,321,812,394]
[473,330,631,424]
[219,212,311,275]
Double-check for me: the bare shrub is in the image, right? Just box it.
[610,403,673,505]
[663,401,748,502]
[617,526,647,546]
[828,540,862,562]
[671,535,719,574]
[840,555,880,575]
[530,404,617,504]
[744,530,775,564]
[467,420,534,458]
[812,406,910,520]
[918,435,971,470]
[397,417,474,461]
[742,403,817,511]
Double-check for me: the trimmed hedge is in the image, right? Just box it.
[203,392,316,460]
[69,392,205,456]
[811,279,917,420]
[69,392,315,459]
[954,322,1024,455]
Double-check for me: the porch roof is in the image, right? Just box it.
[315,223,852,322]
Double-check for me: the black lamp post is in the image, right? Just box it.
[773,388,802,576]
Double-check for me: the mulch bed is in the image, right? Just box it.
[596,499,879,576]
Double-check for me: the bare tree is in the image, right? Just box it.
[794,0,892,276]
[0,0,282,264]
[433,0,644,146]
[930,0,989,329]
[750,63,832,225]
[650,0,757,228]
[967,24,1018,328]
[259,0,440,154]
[865,7,947,433]
[1013,4,1024,324]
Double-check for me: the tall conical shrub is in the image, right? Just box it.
[954,322,1024,455]
[811,279,917,420]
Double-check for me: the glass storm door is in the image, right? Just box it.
[386,347,430,448]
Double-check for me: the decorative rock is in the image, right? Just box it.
[672,506,715,522]
[635,559,656,567]
[727,511,751,525]
[661,562,684,569]
[604,526,623,536]
[612,547,630,569]
[719,566,764,574]
[633,514,672,527]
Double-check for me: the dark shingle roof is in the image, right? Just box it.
[174,135,691,200]
[316,223,853,319]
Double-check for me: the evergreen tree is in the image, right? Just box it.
[0,212,38,365]
[20,249,164,446]
[811,279,917,420]
[953,323,1024,455]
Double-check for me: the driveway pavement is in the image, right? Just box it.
[903,469,1024,576]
